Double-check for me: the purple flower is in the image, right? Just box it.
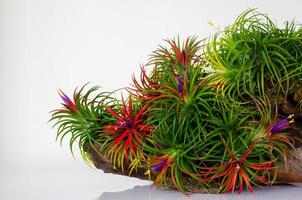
[57,89,78,112]
[58,90,72,105]
[125,118,133,129]
[151,160,167,172]
[271,114,294,133]
[177,75,183,93]
[117,118,133,129]
[181,50,186,65]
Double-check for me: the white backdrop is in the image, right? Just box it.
[1,0,302,197]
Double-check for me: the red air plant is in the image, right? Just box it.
[164,38,201,67]
[57,89,78,113]
[101,95,153,161]
[149,37,202,69]
[200,139,273,193]
[130,66,161,102]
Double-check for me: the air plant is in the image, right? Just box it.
[204,9,302,102]
[200,139,273,193]
[264,114,295,164]
[50,84,115,164]
[130,37,223,192]
[254,97,295,159]
[191,104,278,193]
[99,95,153,170]
[143,113,214,193]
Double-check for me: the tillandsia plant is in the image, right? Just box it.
[204,9,302,102]
[49,9,302,194]
[49,84,116,164]
[99,95,153,171]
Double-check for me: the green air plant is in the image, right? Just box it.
[204,9,302,102]
[49,9,302,194]
[49,84,116,164]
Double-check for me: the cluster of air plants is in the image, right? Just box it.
[50,9,301,194]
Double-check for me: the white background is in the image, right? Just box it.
[1,0,302,199]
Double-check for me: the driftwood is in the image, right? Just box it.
[275,81,302,183]
[84,142,148,180]
[84,82,302,188]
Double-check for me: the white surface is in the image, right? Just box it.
[0,168,150,200]
[1,0,302,199]
[100,185,302,200]
[1,169,302,200]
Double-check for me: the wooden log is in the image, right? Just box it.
[276,147,302,183]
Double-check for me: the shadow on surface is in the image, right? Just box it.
[98,184,302,200]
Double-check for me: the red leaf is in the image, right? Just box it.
[105,106,124,122]
[225,170,238,193]
[114,131,129,145]
[239,168,254,192]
